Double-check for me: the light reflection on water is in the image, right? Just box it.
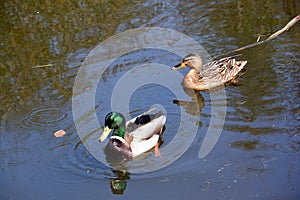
[1,0,300,199]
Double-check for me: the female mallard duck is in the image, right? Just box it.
[99,108,166,157]
[172,53,247,91]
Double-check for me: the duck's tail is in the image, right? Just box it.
[216,56,247,81]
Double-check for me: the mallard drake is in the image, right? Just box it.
[172,53,247,91]
[99,108,166,157]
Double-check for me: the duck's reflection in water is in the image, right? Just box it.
[103,143,131,194]
[103,134,165,195]
[109,169,130,195]
[173,88,205,116]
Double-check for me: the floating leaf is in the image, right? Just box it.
[54,129,66,137]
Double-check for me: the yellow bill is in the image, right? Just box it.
[99,126,112,142]
[171,62,187,70]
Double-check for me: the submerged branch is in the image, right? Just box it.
[214,14,300,59]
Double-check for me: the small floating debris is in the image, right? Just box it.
[32,64,54,68]
[159,177,170,183]
[217,166,224,173]
[54,129,66,137]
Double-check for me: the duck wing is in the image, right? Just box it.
[130,115,166,139]
[126,111,166,134]
[206,56,247,78]
[130,134,160,157]
[126,112,166,157]
[195,56,247,90]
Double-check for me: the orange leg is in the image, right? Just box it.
[230,77,239,84]
[154,143,161,157]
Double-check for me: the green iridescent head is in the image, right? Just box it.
[99,112,126,142]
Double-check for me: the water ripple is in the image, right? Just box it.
[37,111,201,184]
[18,107,69,129]
[0,148,30,166]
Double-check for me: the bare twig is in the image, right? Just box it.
[214,14,300,59]
[32,64,54,68]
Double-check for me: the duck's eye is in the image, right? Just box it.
[184,57,193,62]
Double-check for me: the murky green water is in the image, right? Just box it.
[1,1,300,199]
